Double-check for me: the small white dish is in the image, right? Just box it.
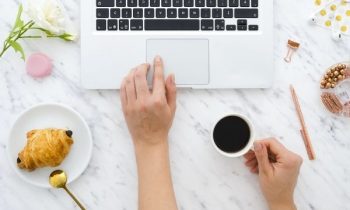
[7,103,93,188]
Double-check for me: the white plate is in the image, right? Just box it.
[7,103,93,188]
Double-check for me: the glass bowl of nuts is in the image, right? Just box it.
[320,62,350,117]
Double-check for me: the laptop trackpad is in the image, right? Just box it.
[146,39,209,85]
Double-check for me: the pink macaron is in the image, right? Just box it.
[26,53,52,78]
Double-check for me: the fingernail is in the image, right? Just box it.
[155,55,161,62]
[254,142,262,152]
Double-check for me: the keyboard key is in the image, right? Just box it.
[96,9,109,18]
[251,0,258,7]
[167,8,177,17]
[226,24,236,30]
[201,19,213,30]
[116,0,126,7]
[96,0,114,7]
[173,0,183,7]
[184,0,194,7]
[179,9,188,18]
[234,9,258,18]
[201,9,210,18]
[108,19,118,30]
[229,0,238,7]
[162,0,172,6]
[237,19,247,25]
[150,0,160,6]
[206,0,216,7]
[237,25,247,30]
[128,0,138,6]
[133,8,143,18]
[96,19,106,30]
[240,0,249,7]
[195,0,205,7]
[145,8,155,17]
[248,24,258,30]
[139,0,149,6]
[110,9,120,18]
[218,0,227,7]
[122,8,132,17]
[131,19,143,30]
[223,9,233,18]
[145,19,200,30]
[190,8,200,18]
[156,8,166,17]
[119,19,129,30]
[212,9,222,18]
[215,19,225,30]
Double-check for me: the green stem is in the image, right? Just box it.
[20,34,65,39]
[20,36,42,38]
[0,21,35,58]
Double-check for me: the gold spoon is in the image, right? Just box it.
[49,170,86,210]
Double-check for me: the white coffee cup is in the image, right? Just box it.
[211,113,255,158]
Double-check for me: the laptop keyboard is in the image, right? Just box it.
[96,0,259,31]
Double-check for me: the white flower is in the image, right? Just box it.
[25,0,77,40]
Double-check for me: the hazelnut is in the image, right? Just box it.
[321,79,326,85]
[338,75,343,80]
[334,71,339,76]
[326,82,331,88]
[328,78,333,82]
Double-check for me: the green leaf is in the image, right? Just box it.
[12,4,24,31]
[59,33,75,41]
[9,40,25,60]
[35,27,55,36]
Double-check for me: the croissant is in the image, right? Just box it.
[17,128,74,171]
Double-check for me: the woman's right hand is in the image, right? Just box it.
[244,138,303,210]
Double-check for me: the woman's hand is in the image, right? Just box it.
[244,138,303,210]
[120,56,176,148]
[120,56,178,210]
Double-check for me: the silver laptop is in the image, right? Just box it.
[81,0,274,89]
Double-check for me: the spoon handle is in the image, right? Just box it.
[63,186,86,210]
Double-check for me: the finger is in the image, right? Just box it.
[134,63,150,100]
[125,69,136,104]
[120,79,127,112]
[244,150,256,160]
[165,74,177,114]
[245,158,258,168]
[152,56,166,96]
[258,138,288,160]
[244,154,256,162]
[250,165,259,174]
[254,141,273,176]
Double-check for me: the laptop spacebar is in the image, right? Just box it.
[145,19,200,30]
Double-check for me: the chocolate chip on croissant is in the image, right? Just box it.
[17,128,74,171]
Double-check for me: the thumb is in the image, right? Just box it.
[165,74,177,113]
[254,141,272,176]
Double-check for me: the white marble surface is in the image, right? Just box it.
[1,0,350,209]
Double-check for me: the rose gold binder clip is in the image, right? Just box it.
[284,40,300,63]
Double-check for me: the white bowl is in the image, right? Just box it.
[7,103,93,188]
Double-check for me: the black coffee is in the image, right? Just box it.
[213,116,251,153]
